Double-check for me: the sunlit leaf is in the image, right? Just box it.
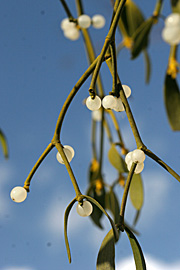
[105,189,120,224]
[131,17,154,59]
[164,74,180,130]
[143,50,151,84]
[130,174,144,211]
[108,144,128,173]
[119,0,145,37]
[96,229,115,270]
[64,198,76,263]
[0,129,8,159]
[171,0,180,13]
[125,226,146,270]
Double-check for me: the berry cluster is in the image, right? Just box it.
[61,14,105,41]
[56,145,75,164]
[86,85,131,112]
[125,149,146,174]
[162,13,180,45]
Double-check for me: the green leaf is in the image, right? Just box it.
[171,0,180,13]
[125,226,146,270]
[143,50,151,84]
[164,74,180,130]
[120,0,145,37]
[0,129,8,159]
[87,185,106,229]
[64,198,76,263]
[96,229,115,270]
[82,195,119,242]
[105,189,120,224]
[133,210,141,226]
[108,144,128,173]
[130,174,144,211]
[131,17,154,59]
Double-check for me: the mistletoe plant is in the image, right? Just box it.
[10,0,180,269]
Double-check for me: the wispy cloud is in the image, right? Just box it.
[2,267,35,270]
[117,255,180,270]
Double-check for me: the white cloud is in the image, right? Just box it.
[117,255,180,270]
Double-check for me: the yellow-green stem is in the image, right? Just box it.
[119,162,137,231]
[24,143,54,191]
[55,143,82,198]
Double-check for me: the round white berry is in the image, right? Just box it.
[127,161,144,174]
[76,200,93,217]
[113,97,125,112]
[61,18,76,30]
[92,109,102,121]
[131,149,145,163]
[122,85,131,98]
[10,186,27,203]
[165,13,180,27]
[162,26,180,45]
[64,28,80,41]
[102,95,117,110]
[86,95,101,111]
[56,145,75,164]
[125,151,133,164]
[78,14,91,29]
[92,14,106,29]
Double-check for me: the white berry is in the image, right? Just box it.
[113,97,125,112]
[102,95,117,110]
[76,200,93,217]
[127,161,144,174]
[78,15,91,29]
[92,109,102,121]
[86,95,101,111]
[125,151,133,164]
[162,26,180,45]
[10,186,27,203]
[64,28,80,41]
[165,13,180,27]
[56,145,75,164]
[131,149,145,163]
[61,18,76,30]
[92,15,106,29]
[122,84,131,98]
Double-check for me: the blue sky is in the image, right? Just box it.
[0,0,180,269]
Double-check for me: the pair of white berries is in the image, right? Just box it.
[162,13,180,45]
[125,149,146,174]
[56,145,75,164]
[10,186,93,217]
[61,14,106,41]
[86,85,131,112]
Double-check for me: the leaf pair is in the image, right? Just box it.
[96,226,146,270]
[64,195,119,264]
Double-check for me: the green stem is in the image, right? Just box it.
[59,0,74,19]
[109,42,119,96]
[104,117,113,144]
[143,147,180,183]
[89,0,126,91]
[119,163,137,231]
[52,55,110,142]
[153,0,164,17]
[98,109,105,175]
[24,143,54,191]
[55,142,82,198]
